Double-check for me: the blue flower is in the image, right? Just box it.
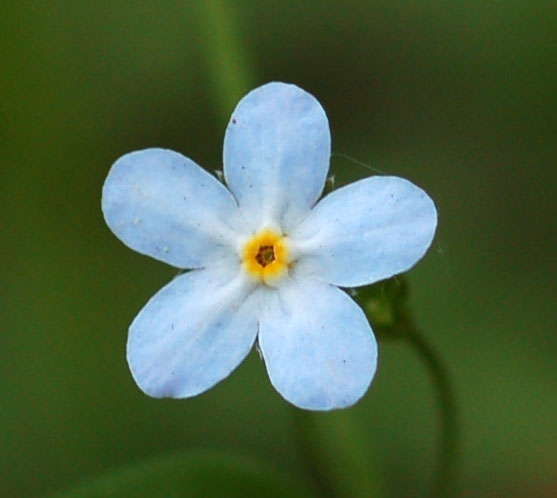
[102,82,437,410]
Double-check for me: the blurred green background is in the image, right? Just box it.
[2,1,555,497]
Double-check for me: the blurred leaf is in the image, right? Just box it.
[51,451,313,498]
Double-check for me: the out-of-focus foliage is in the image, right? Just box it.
[51,451,312,498]
[1,1,555,497]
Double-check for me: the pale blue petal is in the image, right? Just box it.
[127,267,258,398]
[292,176,437,287]
[258,280,377,410]
[102,148,242,269]
[223,82,330,232]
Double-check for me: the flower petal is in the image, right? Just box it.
[127,267,258,398]
[102,148,242,269]
[292,176,437,287]
[223,82,331,231]
[258,279,377,410]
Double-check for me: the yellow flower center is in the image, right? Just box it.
[242,229,290,284]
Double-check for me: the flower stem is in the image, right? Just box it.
[289,408,337,498]
[356,277,458,496]
[403,327,458,497]
[289,407,384,498]
[196,0,255,122]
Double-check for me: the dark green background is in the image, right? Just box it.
[2,1,555,497]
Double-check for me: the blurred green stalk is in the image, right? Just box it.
[404,327,458,498]
[196,0,254,122]
[290,408,384,498]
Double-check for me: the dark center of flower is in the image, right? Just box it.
[255,245,275,267]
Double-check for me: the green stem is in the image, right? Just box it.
[196,0,255,121]
[404,328,458,498]
[290,409,337,498]
[355,277,458,496]
[290,407,384,498]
